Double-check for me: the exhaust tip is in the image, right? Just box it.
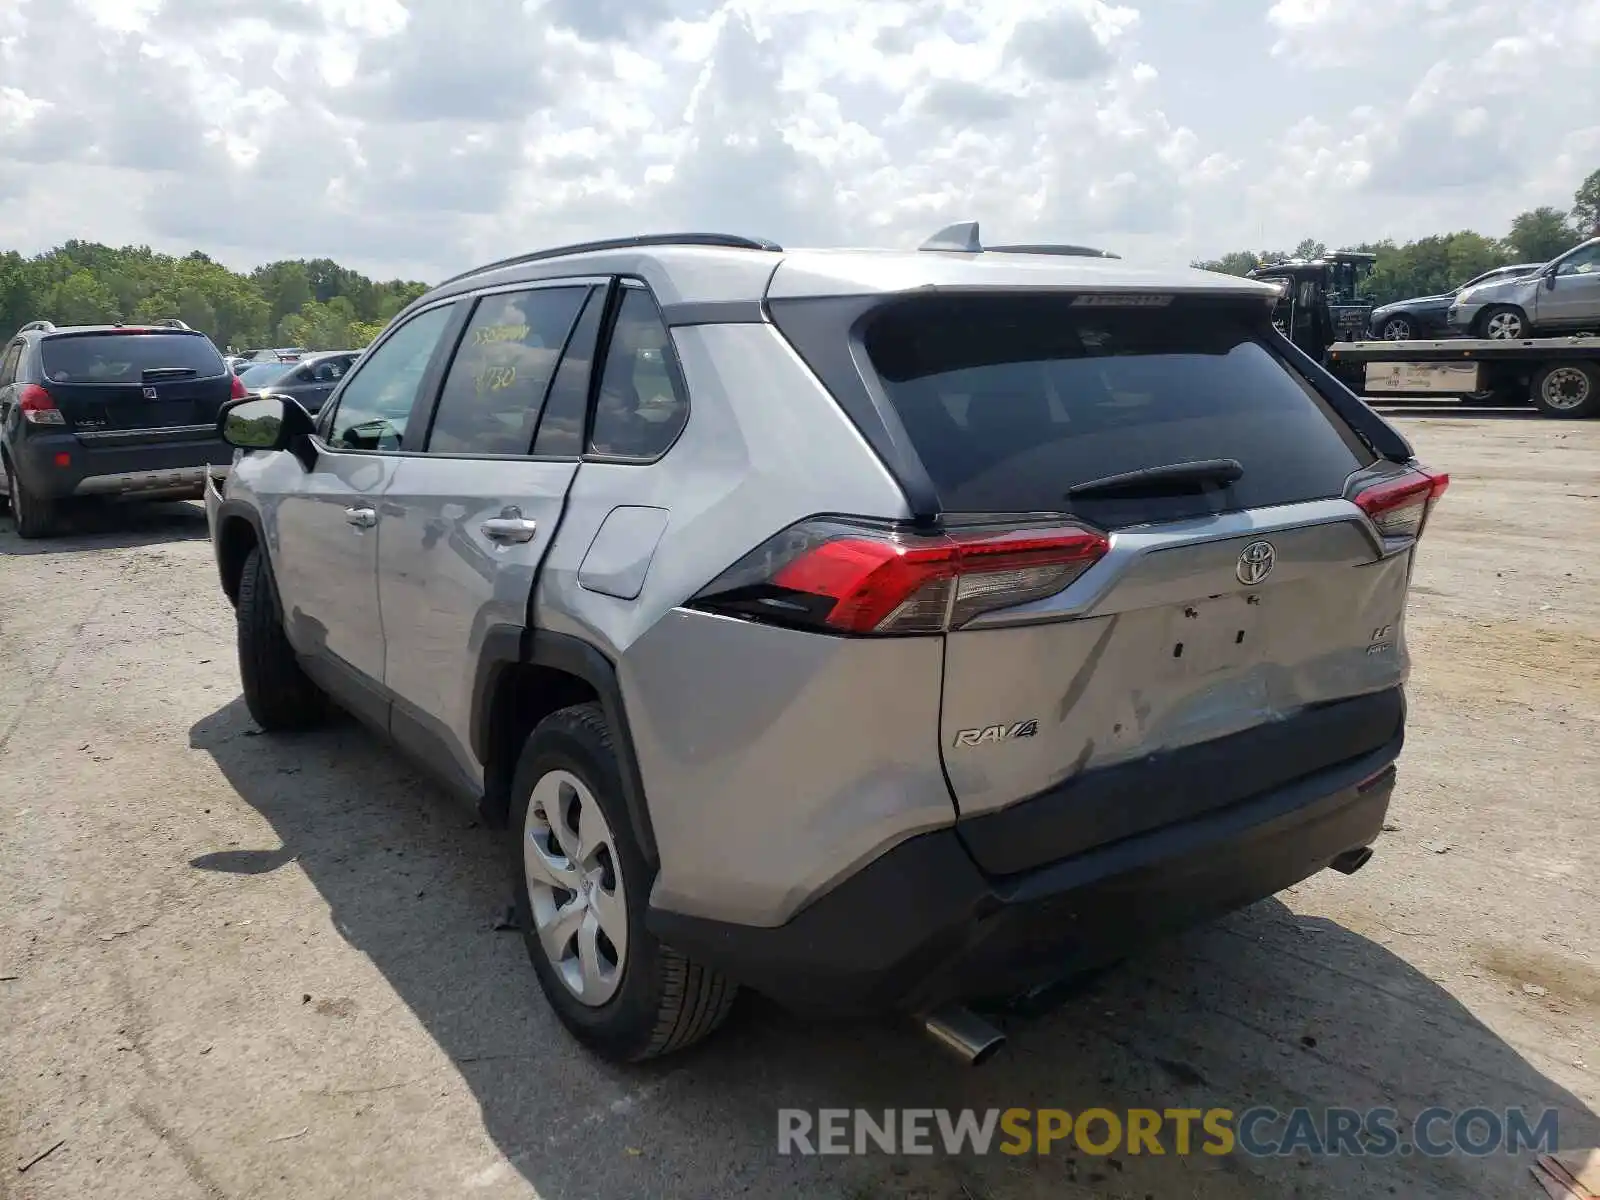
[921,1005,1006,1066]
[1330,846,1374,875]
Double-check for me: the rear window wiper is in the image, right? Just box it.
[142,367,198,378]
[1066,458,1243,499]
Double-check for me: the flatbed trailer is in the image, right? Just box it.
[1326,335,1600,419]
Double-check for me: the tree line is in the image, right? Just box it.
[1194,168,1600,304]
[0,242,428,352]
[5,168,1597,346]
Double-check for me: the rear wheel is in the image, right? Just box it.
[236,545,326,729]
[5,458,58,539]
[510,702,737,1062]
[1477,306,1528,340]
[1530,362,1600,419]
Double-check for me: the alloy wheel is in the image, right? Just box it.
[1484,311,1523,339]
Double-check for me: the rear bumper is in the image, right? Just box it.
[648,735,1401,1018]
[12,430,232,500]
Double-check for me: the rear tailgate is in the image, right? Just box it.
[40,331,233,440]
[857,292,1416,874]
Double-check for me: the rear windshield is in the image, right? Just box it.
[863,294,1374,526]
[237,362,292,389]
[41,332,227,384]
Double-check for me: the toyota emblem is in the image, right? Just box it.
[1236,540,1276,585]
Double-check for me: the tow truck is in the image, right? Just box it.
[1324,335,1600,419]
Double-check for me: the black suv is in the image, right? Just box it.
[0,319,244,538]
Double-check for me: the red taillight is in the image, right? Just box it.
[18,384,65,425]
[1352,465,1450,541]
[693,518,1110,635]
[230,373,249,400]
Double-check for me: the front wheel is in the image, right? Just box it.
[1531,362,1600,419]
[1477,306,1527,340]
[510,703,736,1062]
[236,545,327,729]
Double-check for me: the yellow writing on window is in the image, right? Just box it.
[473,324,530,345]
[475,365,518,394]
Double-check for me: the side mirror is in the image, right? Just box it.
[218,394,317,467]
[1546,271,1559,290]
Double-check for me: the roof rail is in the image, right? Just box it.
[16,320,56,334]
[145,318,192,330]
[435,232,784,289]
[987,243,1122,260]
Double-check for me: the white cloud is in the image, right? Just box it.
[0,0,1597,280]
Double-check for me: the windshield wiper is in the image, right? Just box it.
[1066,458,1244,499]
[142,367,198,378]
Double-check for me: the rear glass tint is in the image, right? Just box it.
[41,333,226,384]
[863,294,1374,525]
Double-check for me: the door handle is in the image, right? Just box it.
[345,506,377,529]
[481,513,538,544]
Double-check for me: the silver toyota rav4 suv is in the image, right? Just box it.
[205,225,1448,1064]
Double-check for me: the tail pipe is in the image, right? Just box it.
[920,1005,1006,1066]
[1330,846,1374,875]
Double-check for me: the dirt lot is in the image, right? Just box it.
[2,412,1597,1200]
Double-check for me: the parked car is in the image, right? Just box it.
[1,319,244,537]
[1368,262,1544,340]
[205,225,1444,1064]
[234,350,360,415]
[235,347,308,365]
[1448,237,1600,339]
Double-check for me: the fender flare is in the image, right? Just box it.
[471,628,659,868]
[212,497,270,603]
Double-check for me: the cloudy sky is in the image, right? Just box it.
[1,0,1596,281]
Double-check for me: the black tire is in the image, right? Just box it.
[5,457,57,539]
[1378,314,1414,340]
[236,545,326,729]
[1476,305,1528,340]
[1530,362,1600,419]
[509,702,736,1062]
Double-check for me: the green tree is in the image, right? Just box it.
[1293,238,1327,260]
[1192,250,1261,276]
[50,271,120,324]
[1573,168,1600,238]
[1507,207,1580,262]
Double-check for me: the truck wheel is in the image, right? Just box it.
[1530,362,1600,419]
[5,458,58,539]
[509,702,737,1062]
[236,545,326,729]
[1477,306,1527,340]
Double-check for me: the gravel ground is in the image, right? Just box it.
[2,411,1597,1200]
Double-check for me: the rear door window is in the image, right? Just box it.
[40,333,226,384]
[425,286,588,456]
[862,294,1375,526]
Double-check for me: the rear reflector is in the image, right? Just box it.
[54,452,71,468]
[18,384,65,426]
[691,517,1110,635]
[1351,465,1449,541]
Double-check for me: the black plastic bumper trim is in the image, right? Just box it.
[647,736,1400,1018]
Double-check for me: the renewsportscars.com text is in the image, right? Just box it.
[777,1106,1560,1158]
